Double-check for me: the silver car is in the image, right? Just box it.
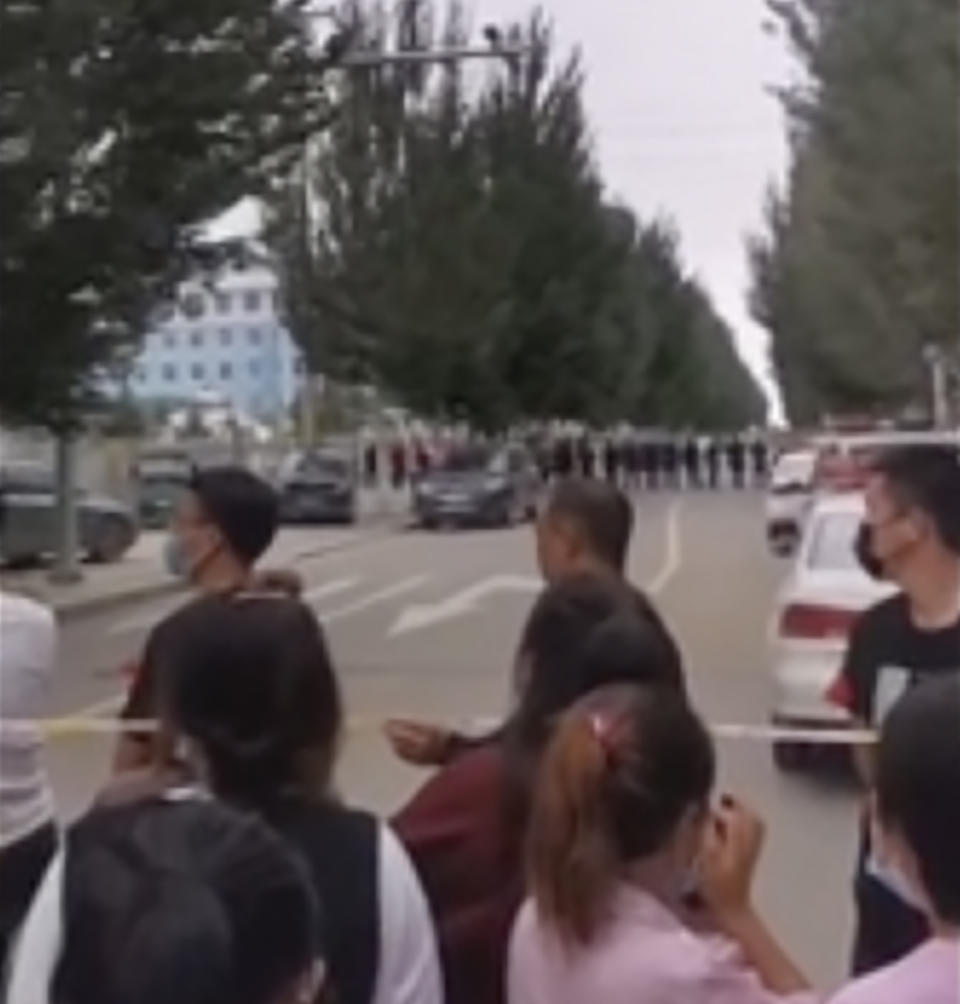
[0,462,138,565]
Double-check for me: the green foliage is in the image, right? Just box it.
[0,0,333,428]
[749,0,959,425]
[271,0,766,431]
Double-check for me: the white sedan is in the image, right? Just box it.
[769,492,895,769]
[765,450,816,556]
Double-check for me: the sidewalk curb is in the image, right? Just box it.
[30,519,403,622]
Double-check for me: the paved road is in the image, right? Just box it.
[39,491,860,991]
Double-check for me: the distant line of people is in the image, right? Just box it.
[544,434,770,491]
[2,447,958,1004]
[359,432,771,492]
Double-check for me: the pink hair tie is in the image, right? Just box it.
[589,712,617,761]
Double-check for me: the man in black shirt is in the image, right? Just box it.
[704,438,720,489]
[114,466,282,772]
[828,445,960,975]
[726,436,746,488]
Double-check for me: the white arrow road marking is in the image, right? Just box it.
[646,497,683,596]
[389,574,541,637]
[303,577,360,604]
[323,575,431,625]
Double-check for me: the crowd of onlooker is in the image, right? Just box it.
[0,444,957,1004]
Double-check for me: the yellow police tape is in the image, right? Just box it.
[0,716,877,746]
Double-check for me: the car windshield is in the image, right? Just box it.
[297,454,348,478]
[806,511,863,572]
[437,447,494,473]
[772,453,813,488]
[0,463,55,492]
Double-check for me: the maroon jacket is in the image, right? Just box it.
[393,744,523,1004]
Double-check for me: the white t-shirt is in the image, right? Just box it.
[373,823,444,1004]
[0,593,57,849]
[6,821,442,1004]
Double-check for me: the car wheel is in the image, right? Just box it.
[772,740,809,772]
[89,516,133,563]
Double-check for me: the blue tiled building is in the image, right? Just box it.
[129,263,305,420]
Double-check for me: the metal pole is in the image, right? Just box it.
[924,344,950,429]
[50,432,83,584]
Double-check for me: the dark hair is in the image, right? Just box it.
[510,574,684,750]
[501,574,686,854]
[876,676,960,924]
[155,594,343,807]
[871,445,960,553]
[528,684,714,945]
[190,466,280,566]
[545,479,634,571]
[53,798,320,1004]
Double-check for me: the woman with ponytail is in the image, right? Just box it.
[509,684,815,1004]
[394,573,684,1004]
[125,593,442,1004]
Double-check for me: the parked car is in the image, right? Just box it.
[413,444,540,529]
[765,450,816,556]
[769,492,894,770]
[0,462,138,565]
[134,449,194,529]
[278,451,357,524]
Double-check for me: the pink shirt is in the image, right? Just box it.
[508,885,818,1004]
[827,938,959,1004]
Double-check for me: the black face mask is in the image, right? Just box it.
[854,522,886,580]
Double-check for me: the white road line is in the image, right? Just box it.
[303,577,360,604]
[62,575,430,724]
[645,497,683,595]
[322,575,431,624]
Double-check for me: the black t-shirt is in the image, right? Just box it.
[266,799,379,1004]
[837,592,960,726]
[835,589,960,974]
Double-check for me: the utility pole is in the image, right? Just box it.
[923,343,950,429]
[50,432,82,584]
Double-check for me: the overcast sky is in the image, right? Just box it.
[476,0,793,415]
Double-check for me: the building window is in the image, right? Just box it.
[219,362,232,379]
[249,360,260,377]
[180,291,205,319]
[219,328,232,346]
[163,364,177,381]
[164,333,177,349]
[135,366,147,383]
[248,327,261,345]
[155,303,175,323]
[271,289,282,311]
[191,363,205,381]
[190,330,204,348]
[243,289,261,312]
[214,292,232,314]
[293,357,306,375]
